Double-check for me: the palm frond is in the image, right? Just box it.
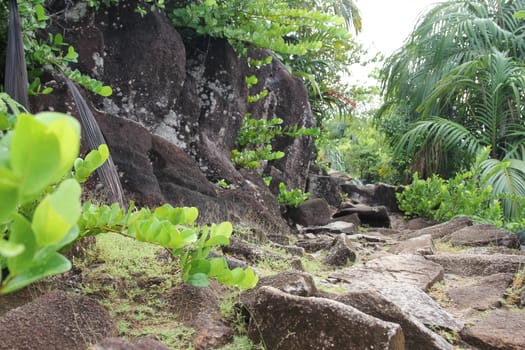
[5,0,29,110]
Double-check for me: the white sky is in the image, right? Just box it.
[350,0,444,82]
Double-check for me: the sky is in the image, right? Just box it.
[350,0,443,82]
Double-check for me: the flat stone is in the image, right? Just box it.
[247,286,405,350]
[376,284,464,332]
[447,273,514,311]
[389,234,436,255]
[450,224,520,249]
[461,309,525,349]
[336,290,453,350]
[425,254,525,276]
[405,217,472,240]
[295,235,334,252]
[333,205,390,228]
[301,221,356,235]
[331,254,444,291]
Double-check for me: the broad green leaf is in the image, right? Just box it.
[98,86,113,97]
[0,239,24,258]
[0,169,19,223]
[32,179,81,246]
[187,272,210,287]
[212,222,232,238]
[188,258,211,275]
[204,235,230,247]
[10,114,62,199]
[1,253,71,294]
[208,257,228,277]
[36,112,81,179]
[7,214,36,273]
[237,268,259,289]
[34,4,49,21]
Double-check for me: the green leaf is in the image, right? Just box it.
[34,4,49,21]
[1,253,71,294]
[237,268,258,289]
[0,239,24,258]
[32,179,81,246]
[7,214,36,273]
[10,114,62,199]
[187,272,210,287]
[98,86,113,97]
[0,169,19,223]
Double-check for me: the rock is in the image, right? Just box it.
[323,234,358,266]
[306,174,342,207]
[404,216,472,240]
[389,234,436,255]
[93,337,170,350]
[246,286,405,350]
[449,224,520,249]
[340,183,401,212]
[300,221,356,235]
[0,290,116,350]
[461,309,525,349]
[336,290,453,350]
[425,254,525,276]
[285,198,331,227]
[393,217,439,231]
[295,235,335,252]
[330,212,361,226]
[333,204,390,228]
[376,284,464,332]
[222,237,284,263]
[447,273,514,311]
[331,254,444,291]
[168,282,232,349]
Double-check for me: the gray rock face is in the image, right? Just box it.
[295,235,335,252]
[247,286,405,350]
[389,234,436,255]
[425,254,525,276]
[93,338,170,350]
[0,290,116,350]
[461,309,525,350]
[307,174,342,207]
[323,234,358,266]
[286,198,331,227]
[449,224,520,249]
[332,254,444,291]
[446,273,514,311]
[336,291,453,350]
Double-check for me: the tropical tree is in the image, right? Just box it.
[377,0,525,219]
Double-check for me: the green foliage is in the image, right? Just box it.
[397,172,502,224]
[231,114,318,169]
[9,0,113,96]
[73,144,110,183]
[78,202,258,289]
[277,182,310,207]
[0,111,83,294]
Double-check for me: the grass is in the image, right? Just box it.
[79,232,195,349]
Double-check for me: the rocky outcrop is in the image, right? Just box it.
[449,224,520,249]
[34,0,317,233]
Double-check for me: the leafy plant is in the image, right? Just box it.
[0,111,97,294]
[78,202,259,289]
[277,182,310,207]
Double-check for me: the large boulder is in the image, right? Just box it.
[403,217,472,240]
[246,286,405,350]
[285,198,331,227]
[36,1,316,232]
[333,204,391,228]
[341,183,401,212]
[0,290,116,350]
[336,290,453,350]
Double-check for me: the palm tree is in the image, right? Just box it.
[396,50,525,218]
[378,0,525,218]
